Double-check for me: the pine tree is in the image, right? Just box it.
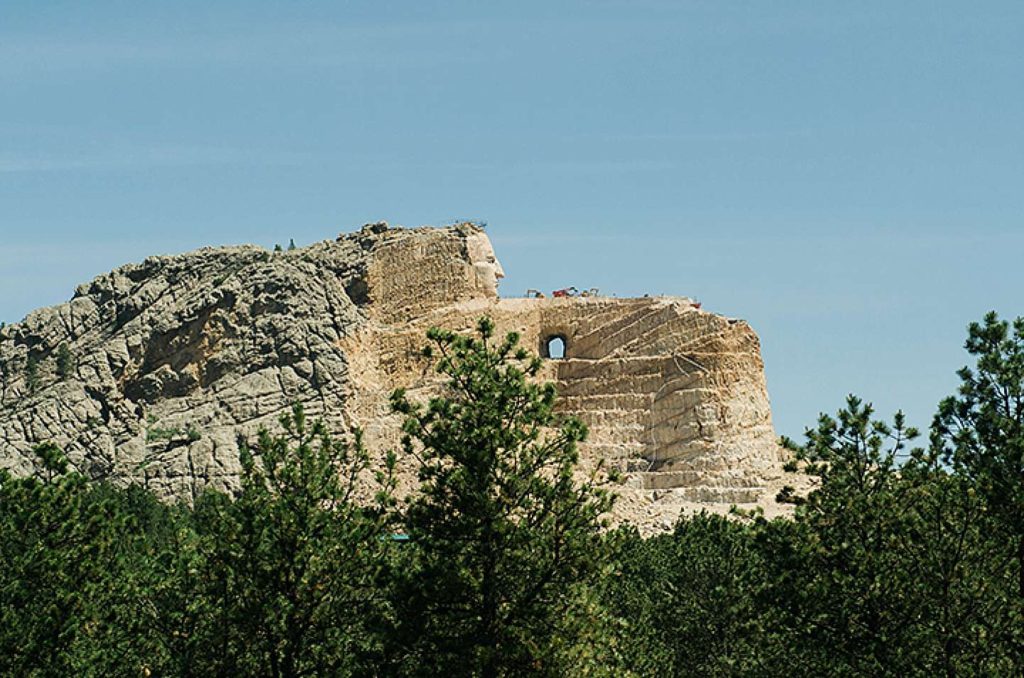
[25,354,39,393]
[934,312,1024,598]
[56,343,75,380]
[605,515,773,676]
[0,445,154,675]
[389,318,618,676]
[191,404,396,676]
[780,396,1018,674]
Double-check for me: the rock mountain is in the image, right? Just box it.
[0,222,797,530]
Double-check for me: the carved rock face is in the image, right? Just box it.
[0,222,798,531]
[465,230,505,295]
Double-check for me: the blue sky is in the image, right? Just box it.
[1,1,1022,438]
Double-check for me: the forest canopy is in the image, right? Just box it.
[2,313,1023,677]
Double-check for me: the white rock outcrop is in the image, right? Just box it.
[0,222,797,529]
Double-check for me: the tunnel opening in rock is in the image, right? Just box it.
[542,335,567,360]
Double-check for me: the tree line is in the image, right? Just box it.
[2,314,1023,676]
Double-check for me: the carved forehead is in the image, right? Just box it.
[465,232,499,263]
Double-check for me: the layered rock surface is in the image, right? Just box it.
[0,222,796,529]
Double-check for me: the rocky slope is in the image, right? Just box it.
[0,222,798,529]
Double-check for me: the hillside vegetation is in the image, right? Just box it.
[2,314,1023,677]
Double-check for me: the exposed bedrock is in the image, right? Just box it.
[0,222,797,529]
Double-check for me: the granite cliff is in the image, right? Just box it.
[0,222,797,530]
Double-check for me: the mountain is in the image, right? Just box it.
[0,221,798,530]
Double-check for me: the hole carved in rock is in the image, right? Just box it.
[542,335,567,360]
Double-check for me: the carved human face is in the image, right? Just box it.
[465,232,505,296]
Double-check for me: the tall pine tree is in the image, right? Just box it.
[389,318,618,677]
